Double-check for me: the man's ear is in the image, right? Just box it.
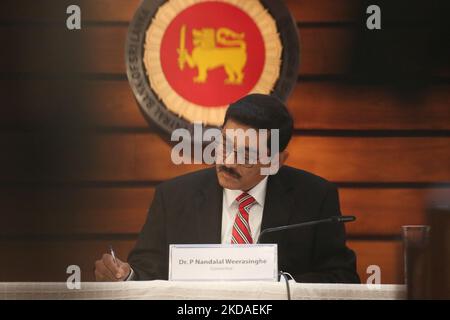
[259,150,288,175]
[279,150,289,166]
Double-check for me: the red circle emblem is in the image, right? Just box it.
[159,2,265,107]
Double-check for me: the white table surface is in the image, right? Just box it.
[0,281,406,300]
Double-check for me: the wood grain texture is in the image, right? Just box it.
[0,187,435,237]
[3,80,448,130]
[2,133,449,182]
[2,25,444,76]
[349,240,403,284]
[287,83,450,130]
[0,0,362,23]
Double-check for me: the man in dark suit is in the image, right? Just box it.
[94,94,360,283]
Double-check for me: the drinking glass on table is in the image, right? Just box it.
[402,225,431,299]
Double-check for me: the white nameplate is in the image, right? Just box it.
[169,244,278,281]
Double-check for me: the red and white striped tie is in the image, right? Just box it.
[231,192,256,244]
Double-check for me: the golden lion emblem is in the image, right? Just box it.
[177,25,247,84]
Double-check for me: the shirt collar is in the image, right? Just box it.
[224,176,269,208]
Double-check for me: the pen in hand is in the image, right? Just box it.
[95,245,132,281]
[110,244,130,280]
[109,245,118,265]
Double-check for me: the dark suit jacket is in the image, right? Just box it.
[128,166,360,283]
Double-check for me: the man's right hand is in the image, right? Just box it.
[94,254,131,281]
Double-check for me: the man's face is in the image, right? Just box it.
[215,119,286,191]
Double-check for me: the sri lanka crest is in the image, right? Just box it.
[178,25,247,85]
[126,0,299,139]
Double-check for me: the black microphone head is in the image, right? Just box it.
[338,215,356,223]
[328,216,356,223]
[258,215,356,243]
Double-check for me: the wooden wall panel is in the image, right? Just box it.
[348,241,403,285]
[340,188,428,236]
[4,26,438,76]
[2,134,450,182]
[3,80,449,130]
[1,187,438,237]
[0,26,127,74]
[0,0,362,23]
[286,137,450,182]
[0,239,136,282]
[288,83,450,130]
[0,187,155,236]
[0,79,147,128]
[3,25,441,76]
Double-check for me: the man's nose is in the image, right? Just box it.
[224,150,237,167]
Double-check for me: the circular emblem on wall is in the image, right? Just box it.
[126,0,299,139]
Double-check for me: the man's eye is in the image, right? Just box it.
[248,151,258,158]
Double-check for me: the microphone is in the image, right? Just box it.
[257,215,356,244]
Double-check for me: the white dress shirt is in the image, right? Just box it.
[221,176,269,244]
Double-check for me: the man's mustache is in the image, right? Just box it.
[218,165,241,179]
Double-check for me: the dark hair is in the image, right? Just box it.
[223,94,294,151]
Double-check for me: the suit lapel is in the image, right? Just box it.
[194,169,223,243]
[192,168,294,244]
[261,170,295,236]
